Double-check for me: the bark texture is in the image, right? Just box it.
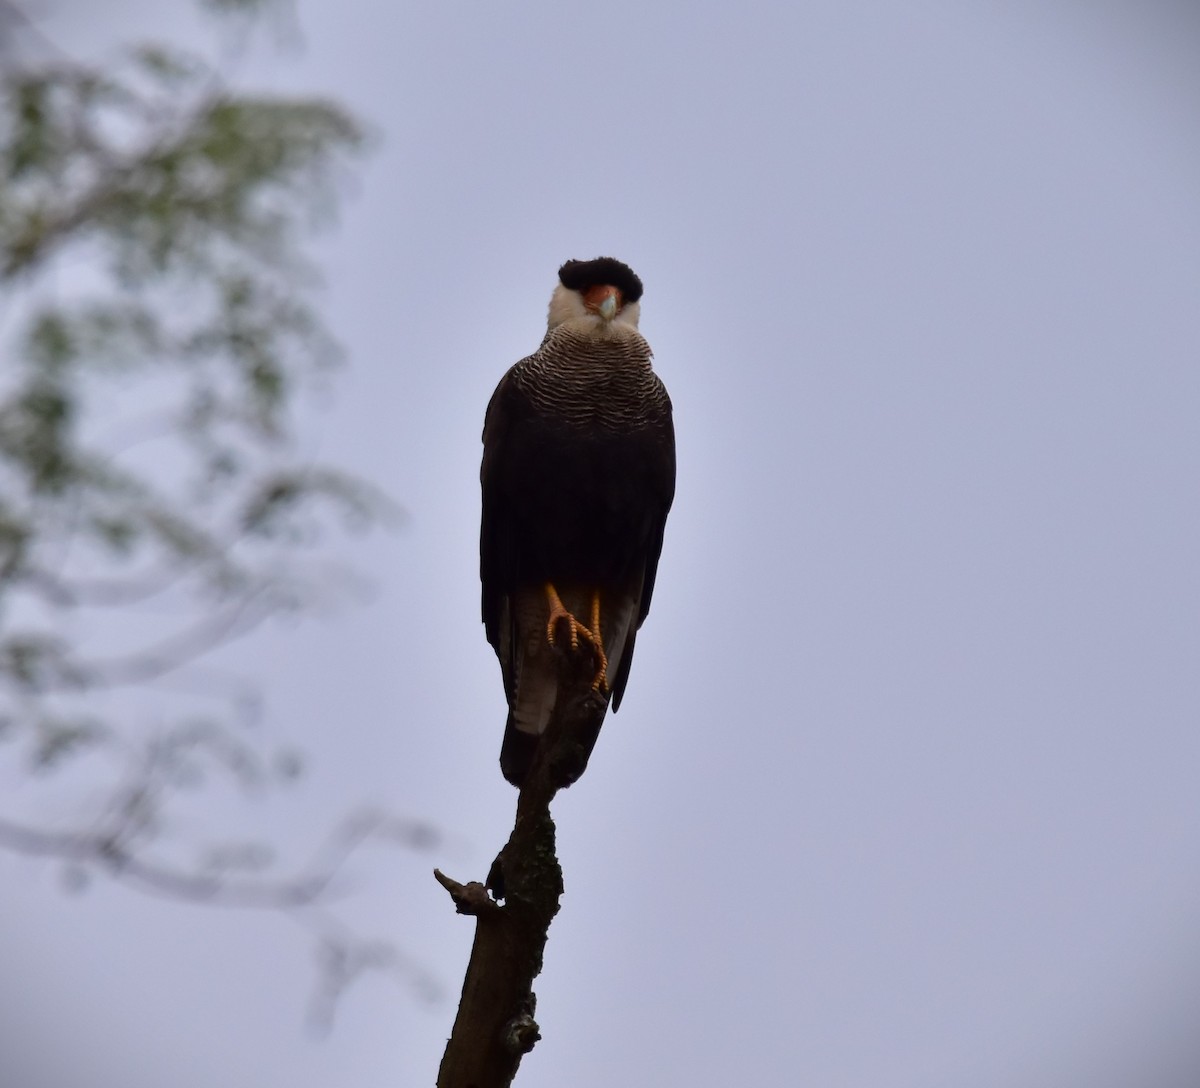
[436,651,607,1088]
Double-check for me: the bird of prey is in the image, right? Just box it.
[481,257,675,787]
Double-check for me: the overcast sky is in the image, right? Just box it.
[4,2,1200,1086]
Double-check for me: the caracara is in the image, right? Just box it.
[480,257,675,786]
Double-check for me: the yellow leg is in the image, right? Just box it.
[543,583,609,693]
[545,582,594,651]
[588,590,609,693]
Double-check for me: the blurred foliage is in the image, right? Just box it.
[0,8,392,822]
[0,2,441,1020]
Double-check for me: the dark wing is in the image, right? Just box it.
[480,363,530,708]
[635,406,676,628]
[480,372,512,646]
[483,361,675,714]
[610,401,676,711]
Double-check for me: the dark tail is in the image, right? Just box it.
[500,711,539,787]
[499,699,613,789]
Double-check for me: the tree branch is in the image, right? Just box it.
[435,648,608,1088]
[0,803,443,1026]
[0,805,434,910]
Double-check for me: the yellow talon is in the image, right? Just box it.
[589,590,609,693]
[543,583,609,693]
[544,583,593,651]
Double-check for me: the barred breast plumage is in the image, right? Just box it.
[511,326,669,431]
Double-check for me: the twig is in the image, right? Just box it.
[0,803,441,1021]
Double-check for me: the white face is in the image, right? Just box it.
[546,284,642,337]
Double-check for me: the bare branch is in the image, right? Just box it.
[0,800,442,1013]
[436,646,609,1087]
[0,803,429,909]
[77,582,278,686]
[303,905,441,1035]
[433,869,501,918]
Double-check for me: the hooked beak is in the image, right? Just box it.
[583,284,622,321]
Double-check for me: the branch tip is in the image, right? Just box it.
[433,868,500,916]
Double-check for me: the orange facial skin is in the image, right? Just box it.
[582,284,623,316]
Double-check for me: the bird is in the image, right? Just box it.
[480,257,675,787]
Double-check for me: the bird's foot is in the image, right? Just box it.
[545,600,595,653]
[588,645,609,694]
[544,584,609,693]
[585,590,609,693]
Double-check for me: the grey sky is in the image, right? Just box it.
[3,1,1200,1086]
